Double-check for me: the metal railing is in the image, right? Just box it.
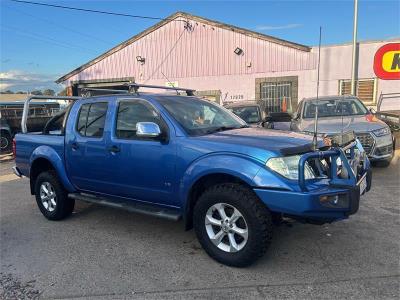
[260,82,292,113]
[377,92,400,112]
[80,83,196,97]
[21,96,80,133]
[128,83,195,96]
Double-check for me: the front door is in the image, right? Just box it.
[105,98,177,206]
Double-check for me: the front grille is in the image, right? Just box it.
[356,133,375,154]
[374,145,393,156]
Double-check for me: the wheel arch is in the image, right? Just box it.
[29,146,76,195]
[184,172,256,230]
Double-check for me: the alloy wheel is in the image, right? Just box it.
[39,182,57,212]
[205,203,248,253]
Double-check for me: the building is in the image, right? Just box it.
[57,12,399,113]
[0,93,30,102]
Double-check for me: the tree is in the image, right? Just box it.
[31,90,43,95]
[57,88,67,96]
[43,89,55,96]
[16,91,27,94]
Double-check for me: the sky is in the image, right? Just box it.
[0,0,399,92]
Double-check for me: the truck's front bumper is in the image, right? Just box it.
[254,168,372,223]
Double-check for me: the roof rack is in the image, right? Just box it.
[21,95,80,133]
[80,88,129,96]
[128,83,195,96]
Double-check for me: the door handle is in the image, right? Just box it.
[108,145,120,153]
[71,142,79,150]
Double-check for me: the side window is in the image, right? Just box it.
[115,100,163,139]
[76,102,108,137]
[77,104,90,136]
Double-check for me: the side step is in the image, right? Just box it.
[69,193,181,221]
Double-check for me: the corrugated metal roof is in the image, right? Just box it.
[56,11,311,83]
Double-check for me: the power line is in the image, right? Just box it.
[1,25,98,54]
[10,0,187,22]
[7,4,114,46]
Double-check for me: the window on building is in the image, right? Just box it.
[76,102,108,137]
[339,78,377,104]
[115,100,162,139]
[260,82,293,113]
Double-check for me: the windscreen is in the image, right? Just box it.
[158,96,246,136]
[303,98,368,118]
[227,106,261,124]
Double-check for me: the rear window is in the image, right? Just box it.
[76,102,108,137]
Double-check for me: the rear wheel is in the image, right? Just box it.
[34,171,74,220]
[0,131,12,153]
[193,183,273,267]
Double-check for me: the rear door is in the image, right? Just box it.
[65,99,112,192]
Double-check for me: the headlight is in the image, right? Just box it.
[266,155,315,180]
[372,127,390,137]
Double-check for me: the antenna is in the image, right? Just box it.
[313,26,322,151]
[161,71,179,95]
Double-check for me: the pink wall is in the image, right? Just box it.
[62,16,399,105]
[64,16,315,85]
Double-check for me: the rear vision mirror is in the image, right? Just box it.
[136,122,161,138]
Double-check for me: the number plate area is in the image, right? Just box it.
[358,175,367,195]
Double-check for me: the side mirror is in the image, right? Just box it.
[136,122,161,138]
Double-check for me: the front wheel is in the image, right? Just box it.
[193,183,273,267]
[34,171,75,220]
[371,157,392,168]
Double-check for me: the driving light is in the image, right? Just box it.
[266,155,315,180]
[372,127,390,137]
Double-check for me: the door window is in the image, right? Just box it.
[115,100,163,140]
[76,102,108,137]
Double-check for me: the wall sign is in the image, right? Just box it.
[165,81,178,88]
[374,43,400,80]
[230,94,244,100]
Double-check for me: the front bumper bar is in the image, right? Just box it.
[254,170,371,223]
[257,141,372,223]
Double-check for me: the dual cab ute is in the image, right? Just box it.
[14,85,372,267]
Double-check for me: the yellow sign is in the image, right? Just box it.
[382,51,400,72]
[374,43,400,80]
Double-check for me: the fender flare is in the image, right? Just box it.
[30,145,76,193]
[179,153,263,214]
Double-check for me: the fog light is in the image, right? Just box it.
[319,194,349,208]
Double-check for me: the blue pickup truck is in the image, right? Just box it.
[13,85,372,267]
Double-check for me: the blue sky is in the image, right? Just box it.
[1,0,399,92]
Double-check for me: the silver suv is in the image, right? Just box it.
[291,95,394,167]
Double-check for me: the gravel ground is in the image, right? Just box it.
[0,273,40,299]
[0,154,399,299]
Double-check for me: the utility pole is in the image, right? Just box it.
[351,0,359,95]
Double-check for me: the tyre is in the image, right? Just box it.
[193,183,273,267]
[371,157,392,168]
[34,171,75,220]
[0,131,12,153]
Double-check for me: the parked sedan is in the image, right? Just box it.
[224,101,263,126]
[291,95,394,167]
